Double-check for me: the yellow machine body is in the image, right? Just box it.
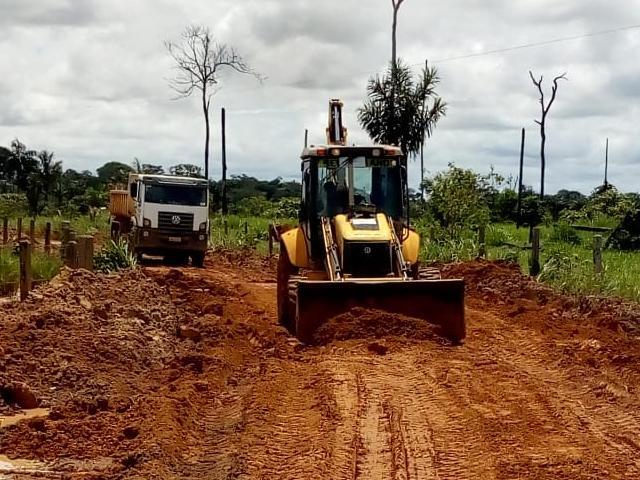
[276,99,465,345]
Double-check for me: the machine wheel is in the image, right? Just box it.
[110,221,120,240]
[412,263,442,280]
[277,248,298,332]
[191,251,205,268]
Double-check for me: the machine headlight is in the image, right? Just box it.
[199,221,208,232]
[143,218,151,227]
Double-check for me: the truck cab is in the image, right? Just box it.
[111,173,209,266]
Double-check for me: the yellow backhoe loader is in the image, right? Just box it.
[277,99,465,344]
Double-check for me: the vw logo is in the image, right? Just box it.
[171,215,181,225]
[363,246,372,254]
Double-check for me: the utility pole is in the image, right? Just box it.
[604,137,609,187]
[304,129,308,148]
[516,128,525,227]
[420,59,427,200]
[221,107,228,215]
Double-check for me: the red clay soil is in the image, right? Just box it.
[1,254,640,478]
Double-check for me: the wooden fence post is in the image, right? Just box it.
[268,224,274,256]
[44,222,52,254]
[78,235,94,271]
[17,217,22,241]
[29,219,35,244]
[19,240,31,301]
[530,227,541,276]
[65,240,78,269]
[594,234,603,274]
[223,218,228,236]
[478,225,486,258]
[2,218,7,245]
[60,221,71,258]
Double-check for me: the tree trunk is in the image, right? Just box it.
[540,126,546,198]
[221,107,228,216]
[202,90,210,179]
[392,7,398,68]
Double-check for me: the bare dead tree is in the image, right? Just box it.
[529,70,567,198]
[391,0,406,68]
[165,26,259,179]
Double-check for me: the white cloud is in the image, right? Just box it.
[0,0,639,193]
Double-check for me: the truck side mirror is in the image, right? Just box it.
[129,183,138,199]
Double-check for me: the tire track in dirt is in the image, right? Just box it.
[324,354,488,479]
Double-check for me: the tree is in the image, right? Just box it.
[132,158,165,175]
[7,139,38,191]
[422,164,493,235]
[97,161,133,186]
[169,164,203,178]
[391,0,406,68]
[358,59,446,157]
[142,164,165,175]
[37,150,62,203]
[165,25,259,179]
[529,71,567,198]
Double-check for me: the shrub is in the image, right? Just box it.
[94,239,137,273]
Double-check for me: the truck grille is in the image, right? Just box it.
[158,212,194,233]
[342,241,392,277]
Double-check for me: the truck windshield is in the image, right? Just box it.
[144,184,208,206]
[316,156,402,218]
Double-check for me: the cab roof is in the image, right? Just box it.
[129,173,208,186]
[301,144,403,159]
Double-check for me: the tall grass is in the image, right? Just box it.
[482,223,640,302]
[0,247,62,293]
[210,215,294,254]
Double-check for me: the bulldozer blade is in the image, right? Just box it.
[295,279,465,345]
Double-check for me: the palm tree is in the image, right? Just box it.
[37,150,62,204]
[358,59,446,158]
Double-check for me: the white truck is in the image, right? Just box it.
[109,173,209,266]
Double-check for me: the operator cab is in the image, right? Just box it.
[300,145,408,261]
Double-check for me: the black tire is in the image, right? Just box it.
[411,262,442,280]
[110,221,120,240]
[277,248,298,332]
[191,251,205,268]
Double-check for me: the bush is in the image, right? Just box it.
[549,223,581,245]
[0,193,28,218]
[423,165,491,235]
[94,239,137,273]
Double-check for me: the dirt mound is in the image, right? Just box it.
[312,307,443,345]
[443,259,640,335]
[209,248,277,282]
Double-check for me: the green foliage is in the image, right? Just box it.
[169,164,203,178]
[519,194,545,227]
[94,239,137,273]
[563,185,634,222]
[490,188,518,222]
[0,193,28,218]
[358,59,446,156]
[231,196,299,219]
[548,222,581,245]
[96,161,133,186]
[31,251,62,281]
[0,248,61,291]
[422,164,491,234]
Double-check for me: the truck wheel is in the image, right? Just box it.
[110,221,120,240]
[191,252,205,268]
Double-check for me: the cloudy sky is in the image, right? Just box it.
[1,0,639,193]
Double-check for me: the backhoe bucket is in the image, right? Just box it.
[295,279,465,344]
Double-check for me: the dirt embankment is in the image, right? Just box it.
[1,253,640,479]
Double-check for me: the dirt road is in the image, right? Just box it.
[2,252,640,479]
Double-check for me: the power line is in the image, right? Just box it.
[426,23,640,64]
